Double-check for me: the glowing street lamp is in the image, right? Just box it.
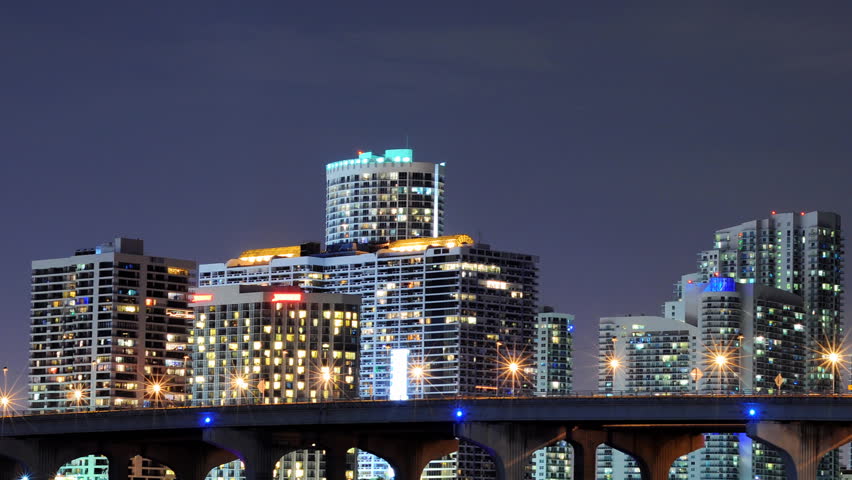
[68,386,86,412]
[812,334,849,395]
[320,366,332,400]
[822,351,843,395]
[704,339,740,395]
[230,373,251,405]
[147,381,164,407]
[410,364,428,399]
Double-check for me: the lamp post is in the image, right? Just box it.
[231,374,249,405]
[320,366,332,401]
[495,341,504,395]
[825,351,841,395]
[71,387,84,412]
[713,354,728,394]
[737,335,745,394]
[410,365,425,399]
[1,366,8,416]
[507,361,520,396]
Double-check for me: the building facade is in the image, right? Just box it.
[531,308,574,480]
[597,315,697,480]
[599,279,806,480]
[188,285,360,480]
[325,148,446,247]
[199,234,539,480]
[686,210,843,480]
[692,211,842,393]
[29,237,195,480]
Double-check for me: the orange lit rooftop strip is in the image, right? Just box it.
[386,234,474,252]
[225,245,303,267]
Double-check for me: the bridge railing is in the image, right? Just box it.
[4,390,852,418]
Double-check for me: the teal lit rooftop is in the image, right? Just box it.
[326,148,414,170]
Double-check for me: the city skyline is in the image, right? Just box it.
[2,3,852,398]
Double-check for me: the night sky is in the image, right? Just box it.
[2,3,851,392]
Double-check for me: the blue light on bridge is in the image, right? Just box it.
[20,476,29,480]
[455,408,465,420]
[745,404,759,418]
[199,413,214,426]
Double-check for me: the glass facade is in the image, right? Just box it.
[532,309,574,480]
[199,236,539,480]
[325,149,445,246]
[29,238,195,480]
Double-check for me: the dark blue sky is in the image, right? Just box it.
[2,3,851,391]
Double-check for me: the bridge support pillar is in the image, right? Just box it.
[203,429,279,480]
[566,428,608,480]
[455,422,565,480]
[358,435,458,480]
[323,447,349,480]
[747,422,852,480]
[604,429,703,480]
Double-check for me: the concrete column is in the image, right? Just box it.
[242,446,277,480]
[455,422,566,480]
[357,435,458,480]
[566,428,608,480]
[106,457,130,480]
[139,442,237,480]
[605,429,704,480]
[103,446,137,480]
[323,447,349,480]
[747,422,852,480]
[202,429,280,480]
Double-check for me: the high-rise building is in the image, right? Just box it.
[325,148,446,247]
[691,211,843,392]
[531,307,574,480]
[682,210,843,480]
[29,237,196,480]
[600,278,806,480]
[199,234,539,480]
[188,284,361,480]
[597,315,697,480]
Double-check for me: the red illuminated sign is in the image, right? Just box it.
[271,293,302,302]
[190,294,214,302]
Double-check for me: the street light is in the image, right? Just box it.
[319,366,332,400]
[230,373,250,405]
[498,351,530,397]
[822,351,843,395]
[68,387,86,412]
[813,334,848,395]
[410,364,427,399]
[704,340,739,395]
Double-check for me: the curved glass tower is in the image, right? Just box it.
[325,148,445,246]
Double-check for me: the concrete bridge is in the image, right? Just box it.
[1,395,851,480]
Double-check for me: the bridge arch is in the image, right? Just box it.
[0,439,36,479]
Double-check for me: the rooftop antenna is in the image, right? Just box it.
[405,134,410,148]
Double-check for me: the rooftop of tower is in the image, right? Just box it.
[326,148,414,170]
[325,148,446,171]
